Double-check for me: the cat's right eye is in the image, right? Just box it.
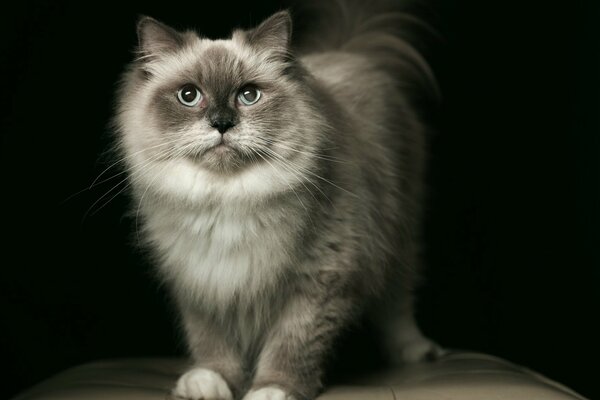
[177,84,202,107]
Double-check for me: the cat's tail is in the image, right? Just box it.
[290,0,439,100]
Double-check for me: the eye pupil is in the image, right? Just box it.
[183,89,195,102]
[243,89,257,102]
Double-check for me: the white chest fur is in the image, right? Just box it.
[143,200,293,309]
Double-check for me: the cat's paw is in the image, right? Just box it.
[173,368,233,400]
[395,336,446,364]
[243,387,296,400]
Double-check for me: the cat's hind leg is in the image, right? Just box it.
[381,311,445,365]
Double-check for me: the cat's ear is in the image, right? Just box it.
[245,11,292,58]
[136,16,184,60]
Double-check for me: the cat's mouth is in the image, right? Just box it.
[190,138,246,169]
[202,141,239,164]
[212,142,230,152]
[195,135,235,156]
[187,135,255,172]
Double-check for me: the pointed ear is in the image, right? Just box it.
[246,11,292,57]
[136,16,184,59]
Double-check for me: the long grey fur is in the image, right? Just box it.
[114,1,442,399]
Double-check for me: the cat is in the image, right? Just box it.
[114,1,442,399]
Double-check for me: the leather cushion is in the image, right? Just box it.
[12,352,587,400]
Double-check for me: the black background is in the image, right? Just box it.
[1,0,598,399]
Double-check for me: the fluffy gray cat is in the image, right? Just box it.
[114,1,441,399]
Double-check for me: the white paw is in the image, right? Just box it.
[173,368,233,400]
[397,337,446,364]
[243,387,296,400]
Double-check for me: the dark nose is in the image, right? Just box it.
[210,119,235,134]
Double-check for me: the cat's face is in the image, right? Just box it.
[117,12,323,203]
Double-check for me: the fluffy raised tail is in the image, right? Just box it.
[290,0,439,101]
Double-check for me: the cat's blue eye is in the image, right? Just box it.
[238,86,261,106]
[177,84,202,107]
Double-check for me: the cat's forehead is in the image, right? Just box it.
[166,39,268,90]
[198,43,246,89]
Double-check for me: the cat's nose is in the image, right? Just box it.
[210,119,235,134]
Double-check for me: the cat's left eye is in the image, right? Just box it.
[238,86,261,106]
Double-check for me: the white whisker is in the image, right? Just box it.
[251,148,309,213]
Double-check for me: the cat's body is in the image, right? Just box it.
[115,2,440,399]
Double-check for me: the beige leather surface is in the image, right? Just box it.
[12,352,587,400]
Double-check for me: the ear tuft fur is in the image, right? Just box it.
[245,11,292,58]
[136,16,184,60]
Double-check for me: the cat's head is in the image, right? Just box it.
[116,12,326,204]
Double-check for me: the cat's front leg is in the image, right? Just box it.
[244,276,355,400]
[174,308,245,400]
[174,368,234,400]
